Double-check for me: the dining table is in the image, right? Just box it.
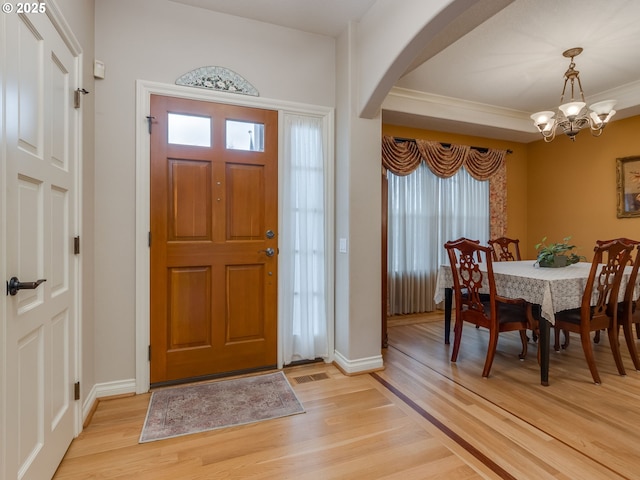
[434,260,640,386]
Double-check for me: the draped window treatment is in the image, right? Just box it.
[382,136,508,315]
[281,114,329,364]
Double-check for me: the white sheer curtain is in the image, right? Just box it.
[281,114,329,364]
[387,162,489,315]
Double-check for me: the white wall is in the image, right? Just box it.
[332,0,478,371]
[334,23,384,372]
[93,0,336,384]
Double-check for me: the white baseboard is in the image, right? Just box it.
[333,350,384,375]
[82,379,137,423]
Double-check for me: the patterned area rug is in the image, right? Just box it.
[139,371,304,443]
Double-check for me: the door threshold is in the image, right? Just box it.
[150,364,278,389]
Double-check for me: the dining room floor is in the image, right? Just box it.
[381,315,640,480]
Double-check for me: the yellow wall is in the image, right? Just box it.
[382,115,640,261]
[525,115,640,261]
[381,124,531,253]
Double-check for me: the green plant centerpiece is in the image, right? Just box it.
[535,236,586,268]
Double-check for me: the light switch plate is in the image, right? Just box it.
[339,237,347,253]
[94,60,105,79]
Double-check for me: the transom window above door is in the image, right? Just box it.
[168,113,211,147]
[226,120,264,152]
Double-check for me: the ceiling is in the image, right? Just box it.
[171,0,640,143]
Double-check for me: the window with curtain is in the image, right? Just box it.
[281,114,329,363]
[387,163,489,315]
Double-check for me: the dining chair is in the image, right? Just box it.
[553,239,634,384]
[592,238,639,348]
[487,236,541,342]
[616,242,640,370]
[445,237,534,378]
[488,236,521,262]
[442,238,484,344]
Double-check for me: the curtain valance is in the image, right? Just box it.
[381,135,507,181]
[381,135,509,238]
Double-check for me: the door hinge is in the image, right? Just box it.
[74,381,80,401]
[146,116,156,134]
[148,345,151,361]
[148,231,151,247]
[74,236,80,255]
[74,88,89,109]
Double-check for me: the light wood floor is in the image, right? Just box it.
[54,317,640,479]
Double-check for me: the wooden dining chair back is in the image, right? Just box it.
[618,242,640,370]
[488,237,521,262]
[488,237,539,342]
[595,237,639,258]
[444,237,532,378]
[592,238,640,350]
[553,239,634,384]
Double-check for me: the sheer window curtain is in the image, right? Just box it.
[281,114,329,364]
[387,163,489,315]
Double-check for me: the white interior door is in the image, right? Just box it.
[1,9,79,480]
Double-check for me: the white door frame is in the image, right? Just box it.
[46,1,85,437]
[134,80,335,394]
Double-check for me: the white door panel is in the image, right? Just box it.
[2,8,79,480]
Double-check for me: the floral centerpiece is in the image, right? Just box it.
[535,236,586,268]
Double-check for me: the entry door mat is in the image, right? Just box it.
[139,371,305,443]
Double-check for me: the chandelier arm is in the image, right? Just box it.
[569,77,575,103]
[589,119,605,136]
[543,129,556,142]
[559,76,570,104]
[575,75,586,103]
[541,124,557,142]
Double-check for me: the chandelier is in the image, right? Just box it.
[530,48,616,142]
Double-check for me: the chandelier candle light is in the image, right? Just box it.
[530,48,616,142]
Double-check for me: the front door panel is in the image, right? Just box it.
[150,95,278,384]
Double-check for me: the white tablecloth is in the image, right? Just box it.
[434,260,639,324]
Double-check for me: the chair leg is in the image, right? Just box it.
[482,329,499,378]
[636,322,640,340]
[525,304,540,363]
[607,326,627,376]
[554,328,571,350]
[451,319,464,363]
[594,329,602,344]
[580,330,602,385]
[518,330,528,360]
[622,322,640,371]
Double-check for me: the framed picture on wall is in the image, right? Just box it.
[617,156,640,218]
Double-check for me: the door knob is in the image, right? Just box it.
[259,248,275,257]
[6,277,46,296]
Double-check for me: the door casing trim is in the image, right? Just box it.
[135,80,335,393]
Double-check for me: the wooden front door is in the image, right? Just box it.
[149,95,278,384]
